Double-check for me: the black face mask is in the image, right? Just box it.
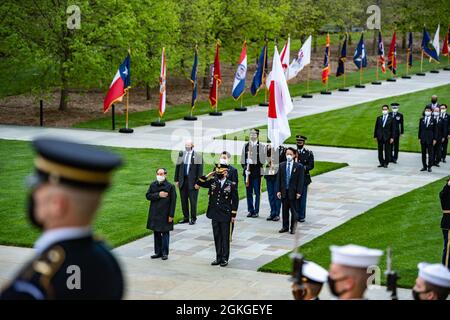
[327,276,349,298]
[297,144,304,150]
[216,173,225,180]
[412,289,430,301]
[27,193,43,230]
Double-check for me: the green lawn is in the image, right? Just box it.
[73,62,446,130]
[223,84,450,153]
[0,139,346,248]
[259,176,448,288]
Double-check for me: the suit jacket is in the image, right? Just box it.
[389,112,404,138]
[373,114,394,141]
[418,117,438,144]
[297,147,314,186]
[277,161,305,200]
[241,141,266,178]
[227,165,239,186]
[442,113,450,138]
[434,116,447,140]
[174,150,203,189]
[146,180,177,232]
[196,176,239,222]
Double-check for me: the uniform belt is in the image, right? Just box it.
[443,210,450,214]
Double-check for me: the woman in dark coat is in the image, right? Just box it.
[146,168,177,260]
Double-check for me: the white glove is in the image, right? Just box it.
[246,158,253,165]
[245,170,250,176]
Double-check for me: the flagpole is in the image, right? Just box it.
[125,90,129,129]
[302,64,313,98]
[416,49,426,76]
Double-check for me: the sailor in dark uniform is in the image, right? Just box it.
[439,179,450,269]
[1,138,124,300]
[196,164,239,267]
[295,135,314,223]
[389,103,404,164]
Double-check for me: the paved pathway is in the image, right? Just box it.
[0,71,449,299]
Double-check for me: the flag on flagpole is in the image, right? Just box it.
[407,31,413,66]
[288,35,312,81]
[336,34,347,77]
[422,27,440,62]
[378,31,386,73]
[251,44,268,95]
[190,46,199,108]
[209,42,222,108]
[353,33,368,69]
[103,54,131,113]
[433,24,440,57]
[267,46,293,149]
[442,25,449,56]
[159,47,166,118]
[321,34,330,83]
[280,36,291,78]
[387,31,397,75]
[232,41,247,100]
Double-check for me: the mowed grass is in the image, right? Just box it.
[259,176,448,288]
[73,62,446,130]
[223,84,450,153]
[0,139,346,248]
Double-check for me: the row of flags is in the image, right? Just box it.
[103,25,450,117]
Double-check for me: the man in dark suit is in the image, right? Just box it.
[277,148,304,234]
[1,138,124,300]
[433,106,446,167]
[426,95,441,110]
[174,140,203,225]
[196,164,239,267]
[440,104,449,163]
[373,105,394,168]
[296,135,314,223]
[241,129,266,218]
[389,103,404,164]
[220,151,238,185]
[418,106,438,172]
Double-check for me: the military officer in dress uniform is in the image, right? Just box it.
[389,103,404,164]
[196,164,239,267]
[292,260,328,300]
[1,138,124,300]
[412,262,450,300]
[295,135,314,223]
[439,179,450,269]
[327,244,383,300]
[440,104,449,163]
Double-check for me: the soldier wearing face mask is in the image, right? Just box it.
[374,105,394,168]
[146,168,177,261]
[419,106,438,172]
[196,164,239,267]
[440,104,449,163]
[412,263,450,300]
[327,244,383,300]
[1,138,124,300]
[433,106,446,167]
[389,103,404,164]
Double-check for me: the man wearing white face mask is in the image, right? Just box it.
[389,103,404,164]
[433,106,446,167]
[373,105,394,168]
[419,106,438,172]
[440,104,449,163]
[146,168,177,260]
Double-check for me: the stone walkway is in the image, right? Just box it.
[0,71,449,299]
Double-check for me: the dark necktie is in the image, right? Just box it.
[286,162,291,188]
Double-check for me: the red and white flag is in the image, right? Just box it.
[280,36,291,79]
[103,54,130,113]
[159,47,166,117]
[267,46,293,149]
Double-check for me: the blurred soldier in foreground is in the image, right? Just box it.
[1,138,124,300]
[196,164,238,267]
[327,244,383,300]
[412,262,450,300]
[292,261,328,300]
[439,179,450,269]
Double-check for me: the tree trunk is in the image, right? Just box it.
[146,84,151,100]
[313,35,318,53]
[202,64,210,89]
[348,33,352,46]
[372,30,377,55]
[402,32,406,49]
[59,86,68,111]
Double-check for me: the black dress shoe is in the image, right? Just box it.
[420,168,427,171]
[272,216,280,221]
[189,220,196,225]
[251,213,259,218]
[211,260,221,266]
[220,260,228,267]
[392,160,397,164]
[443,159,447,163]
[435,164,440,167]
[161,255,168,260]
[377,164,384,168]
[383,164,388,168]
[428,168,432,172]
[266,216,274,221]
[299,219,305,223]
[246,212,254,217]
[279,228,289,233]
[289,230,295,234]
[179,219,189,224]
[151,254,162,259]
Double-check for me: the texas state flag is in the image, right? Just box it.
[103,54,131,113]
[232,41,247,100]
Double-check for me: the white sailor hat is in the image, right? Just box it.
[418,262,450,288]
[302,261,328,284]
[330,244,383,268]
